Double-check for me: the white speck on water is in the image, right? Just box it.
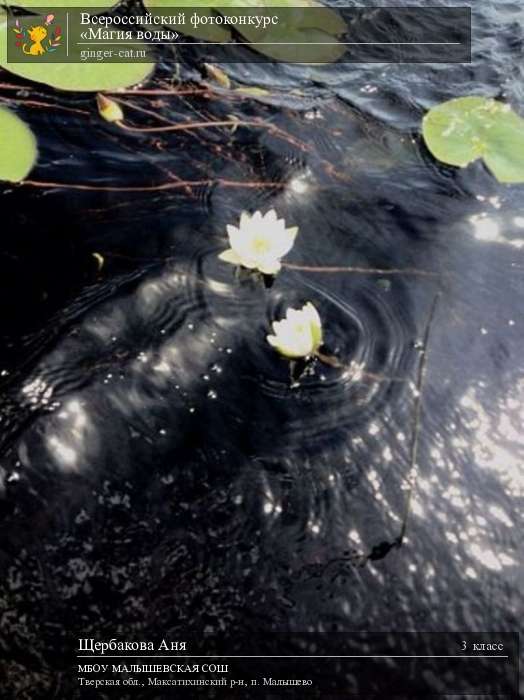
[304,109,322,121]
[469,214,499,242]
[288,170,312,195]
[382,446,393,463]
[348,529,361,544]
[309,521,321,535]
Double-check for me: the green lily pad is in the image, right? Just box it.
[144,0,345,61]
[0,8,8,61]
[3,59,154,92]
[221,8,345,62]
[422,96,524,184]
[0,106,37,181]
[223,0,345,36]
[144,2,233,41]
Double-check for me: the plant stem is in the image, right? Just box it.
[283,262,438,277]
[397,292,441,546]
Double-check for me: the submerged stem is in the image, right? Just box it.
[397,292,441,547]
[283,262,438,277]
[19,178,282,193]
[315,351,343,368]
[315,351,409,383]
[117,118,247,133]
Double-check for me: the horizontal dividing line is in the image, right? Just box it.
[76,655,509,659]
[74,41,462,46]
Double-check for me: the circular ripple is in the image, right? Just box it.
[244,270,416,453]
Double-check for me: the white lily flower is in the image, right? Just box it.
[267,302,323,359]
[219,209,298,275]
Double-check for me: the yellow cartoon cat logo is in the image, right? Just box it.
[13,15,62,57]
[24,25,48,56]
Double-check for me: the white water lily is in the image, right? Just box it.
[267,302,323,359]
[219,209,298,275]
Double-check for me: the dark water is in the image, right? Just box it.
[0,1,523,697]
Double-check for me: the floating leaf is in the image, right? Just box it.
[2,58,154,92]
[144,2,233,42]
[422,96,524,184]
[221,0,346,37]
[144,0,345,61]
[223,14,345,63]
[0,107,37,182]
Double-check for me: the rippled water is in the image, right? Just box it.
[0,0,523,697]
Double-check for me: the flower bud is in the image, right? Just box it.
[96,94,123,124]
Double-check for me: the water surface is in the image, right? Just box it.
[0,1,522,696]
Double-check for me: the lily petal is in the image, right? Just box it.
[226,224,254,259]
[270,225,299,258]
[275,321,314,358]
[258,259,281,275]
[219,248,243,265]
[239,211,251,229]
